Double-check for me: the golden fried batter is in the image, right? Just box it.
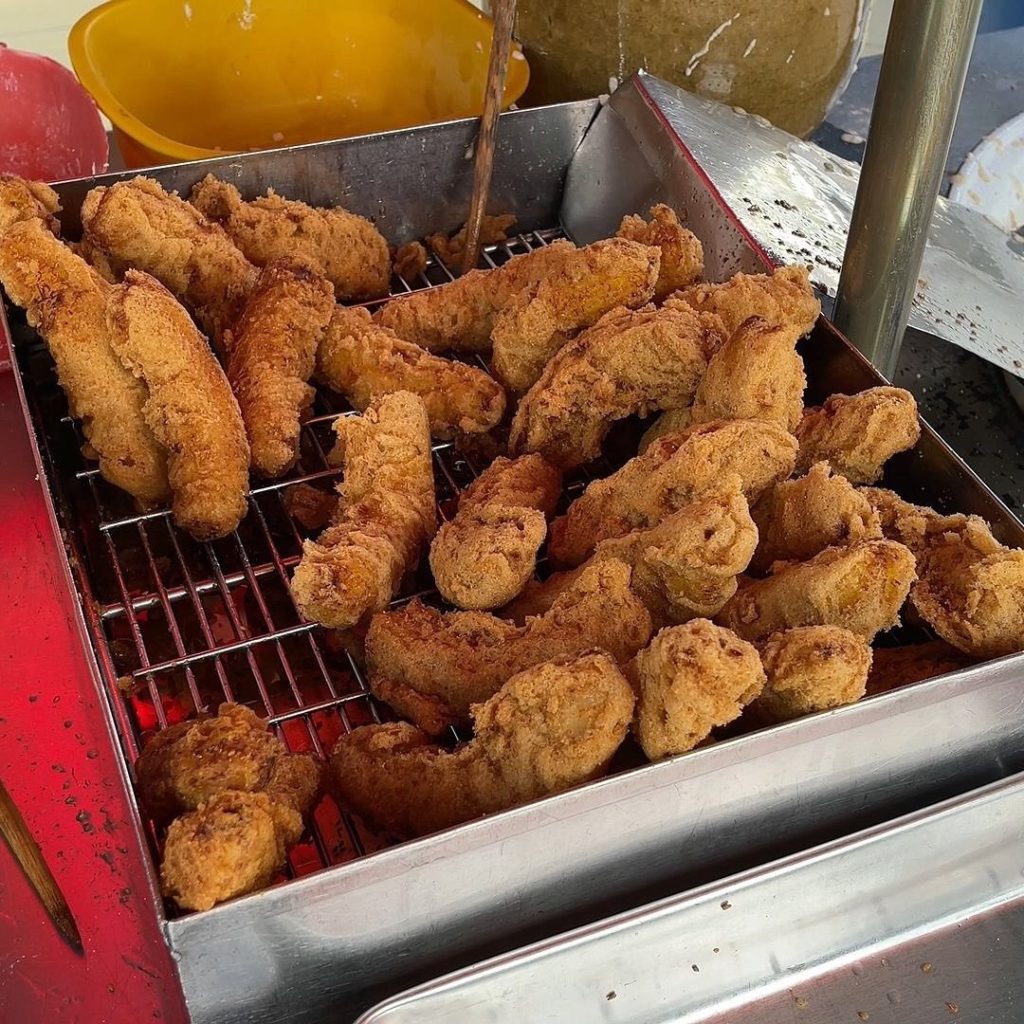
[106,271,250,539]
[291,392,437,628]
[628,620,765,761]
[795,387,921,483]
[616,204,704,300]
[316,306,506,440]
[82,176,257,350]
[366,559,652,732]
[690,317,806,431]
[430,455,562,610]
[190,174,390,301]
[639,406,693,454]
[751,461,882,573]
[0,174,60,233]
[670,264,820,337]
[490,238,660,392]
[282,482,337,532]
[393,241,428,280]
[549,419,798,566]
[753,626,872,723]
[717,539,916,643]
[863,488,1024,657]
[509,302,722,469]
[866,640,977,697]
[331,651,634,838]
[225,259,335,478]
[427,213,517,268]
[0,219,169,506]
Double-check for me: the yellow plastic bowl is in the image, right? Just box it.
[69,0,529,168]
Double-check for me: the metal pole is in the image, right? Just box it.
[832,0,982,379]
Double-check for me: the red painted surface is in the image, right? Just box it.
[0,373,187,1023]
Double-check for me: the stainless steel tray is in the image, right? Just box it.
[357,770,1024,1024]
[5,76,1024,1024]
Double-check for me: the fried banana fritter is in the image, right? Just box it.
[82,176,257,349]
[616,204,704,299]
[549,419,798,566]
[795,386,920,483]
[509,302,721,469]
[750,461,882,573]
[753,626,872,723]
[190,174,390,301]
[628,620,765,761]
[430,454,562,610]
[717,539,916,643]
[106,271,250,539]
[317,306,506,440]
[0,173,60,233]
[639,406,693,454]
[291,391,437,628]
[689,317,806,431]
[863,488,1024,657]
[490,238,661,392]
[866,640,977,697]
[331,651,635,838]
[671,264,820,337]
[0,218,170,506]
[225,259,335,478]
[366,559,652,732]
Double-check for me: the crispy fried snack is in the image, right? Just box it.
[549,419,798,566]
[670,264,820,337]
[628,620,765,761]
[795,387,921,483]
[316,306,506,440]
[366,560,652,732]
[753,626,872,723]
[639,406,693,454]
[863,488,1024,657]
[509,302,721,469]
[429,455,562,610]
[225,259,335,478]
[332,651,634,838]
[393,241,428,280]
[616,204,704,300]
[866,640,977,697]
[505,490,757,626]
[282,482,337,532]
[750,461,882,573]
[490,238,661,392]
[690,317,806,431]
[291,391,437,628]
[427,213,517,268]
[190,174,390,301]
[0,173,60,233]
[82,176,257,350]
[106,271,250,539]
[0,219,170,506]
[717,539,916,643]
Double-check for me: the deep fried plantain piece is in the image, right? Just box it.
[225,259,335,478]
[750,461,882,573]
[0,219,169,506]
[366,559,652,732]
[316,306,506,440]
[82,176,257,350]
[549,419,797,566]
[795,387,920,484]
[190,174,390,301]
[429,455,562,609]
[866,640,977,697]
[670,264,820,337]
[752,626,872,723]
[490,238,660,392]
[639,405,693,454]
[291,392,437,628]
[862,488,1024,657]
[0,173,60,233]
[628,620,765,761]
[616,204,704,300]
[717,539,916,643]
[509,302,721,469]
[106,271,250,539]
[505,489,757,627]
[690,317,806,431]
[331,651,635,838]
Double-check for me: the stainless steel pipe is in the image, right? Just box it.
[833,0,983,378]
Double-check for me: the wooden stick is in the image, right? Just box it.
[0,778,83,954]
[461,0,518,275]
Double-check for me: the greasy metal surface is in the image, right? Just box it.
[357,772,1024,1023]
